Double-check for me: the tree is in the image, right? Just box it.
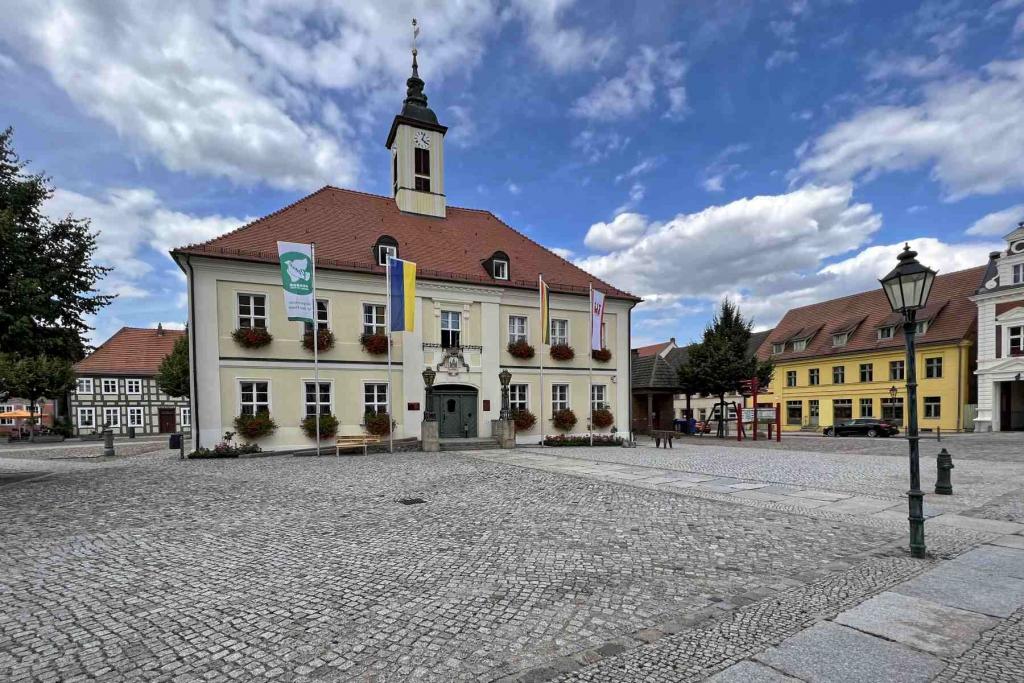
[156,335,190,398]
[680,300,774,437]
[0,128,113,361]
[0,354,75,441]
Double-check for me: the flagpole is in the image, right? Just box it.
[539,275,545,447]
[311,242,321,456]
[386,257,394,454]
[589,283,594,447]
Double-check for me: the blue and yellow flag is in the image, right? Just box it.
[539,276,550,344]
[387,257,417,332]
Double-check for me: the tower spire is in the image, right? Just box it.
[399,18,436,123]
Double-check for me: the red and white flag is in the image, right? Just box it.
[590,288,606,350]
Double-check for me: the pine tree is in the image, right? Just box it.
[156,335,190,398]
[0,128,113,361]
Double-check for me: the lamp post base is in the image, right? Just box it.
[908,488,926,558]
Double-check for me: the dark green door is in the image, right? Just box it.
[435,388,477,438]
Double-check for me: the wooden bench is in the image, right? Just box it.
[651,430,676,449]
[335,434,383,456]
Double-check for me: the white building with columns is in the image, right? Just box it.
[971,222,1024,432]
[172,50,638,451]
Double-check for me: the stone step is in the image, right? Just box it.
[440,438,503,451]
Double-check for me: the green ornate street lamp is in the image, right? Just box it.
[422,367,437,422]
[499,369,512,420]
[880,244,937,559]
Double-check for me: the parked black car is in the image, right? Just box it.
[823,418,900,438]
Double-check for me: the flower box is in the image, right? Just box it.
[232,327,273,349]
[549,343,575,361]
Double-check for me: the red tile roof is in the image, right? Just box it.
[633,340,674,357]
[75,327,185,376]
[172,186,639,301]
[758,265,986,362]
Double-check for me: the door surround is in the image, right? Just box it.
[433,384,478,438]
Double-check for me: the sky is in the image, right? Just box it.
[2,0,1023,348]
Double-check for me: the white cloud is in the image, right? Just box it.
[571,43,687,121]
[583,212,652,252]
[506,180,522,195]
[616,156,662,183]
[572,129,630,162]
[701,143,749,193]
[966,204,1024,236]
[766,50,797,70]
[445,105,479,148]
[797,58,1024,199]
[45,187,247,298]
[550,247,575,260]
[865,54,953,81]
[510,0,614,73]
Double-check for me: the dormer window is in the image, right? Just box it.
[914,321,929,335]
[484,251,511,281]
[771,342,784,355]
[373,235,399,266]
[832,333,849,348]
[493,259,508,280]
[878,326,895,340]
[791,339,808,352]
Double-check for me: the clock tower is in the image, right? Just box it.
[386,47,448,218]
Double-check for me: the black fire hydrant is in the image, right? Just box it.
[935,448,954,495]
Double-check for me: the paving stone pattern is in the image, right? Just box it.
[0,450,901,682]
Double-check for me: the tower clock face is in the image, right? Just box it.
[414,130,430,148]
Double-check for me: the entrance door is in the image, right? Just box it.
[158,408,176,433]
[434,386,477,438]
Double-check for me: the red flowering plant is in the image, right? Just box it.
[552,408,577,432]
[549,343,575,361]
[507,339,536,359]
[360,333,389,355]
[232,326,273,348]
[591,408,614,429]
[512,409,537,431]
[233,411,277,439]
[591,348,612,362]
[302,327,335,352]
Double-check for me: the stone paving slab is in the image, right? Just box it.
[893,564,1024,618]
[834,591,998,657]
[787,489,852,502]
[929,514,1024,535]
[945,545,1024,580]
[754,622,945,683]
[990,534,1024,550]
[707,660,802,682]
[823,496,901,515]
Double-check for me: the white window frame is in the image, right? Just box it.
[832,366,845,384]
[364,382,389,415]
[493,259,508,280]
[303,380,333,418]
[441,310,462,348]
[180,407,191,428]
[304,299,330,334]
[552,383,569,412]
[550,318,569,346]
[591,384,607,411]
[808,368,820,386]
[103,407,121,428]
[76,377,94,394]
[914,321,929,335]
[0,405,13,426]
[890,360,906,380]
[101,378,118,394]
[925,357,943,379]
[77,407,96,429]
[238,380,271,416]
[508,315,528,344]
[362,303,387,336]
[378,244,397,266]
[878,326,895,340]
[771,342,784,355]
[125,378,142,394]
[127,407,144,427]
[786,370,797,387]
[924,396,941,419]
[509,384,529,412]
[1014,263,1024,284]
[832,333,849,347]
[1010,325,1024,356]
[791,339,808,351]
[237,292,268,329]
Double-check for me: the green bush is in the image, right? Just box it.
[233,411,277,439]
[364,411,391,436]
[543,434,623,447]
[301,413,339,439]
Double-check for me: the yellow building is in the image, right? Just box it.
[758,264,985,433]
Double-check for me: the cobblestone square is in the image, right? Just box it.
[0,438,1020,681]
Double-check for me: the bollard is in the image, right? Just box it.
[935,447,953,495]
[102,429,115,457]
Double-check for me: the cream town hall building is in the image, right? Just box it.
[172,53,638,451]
